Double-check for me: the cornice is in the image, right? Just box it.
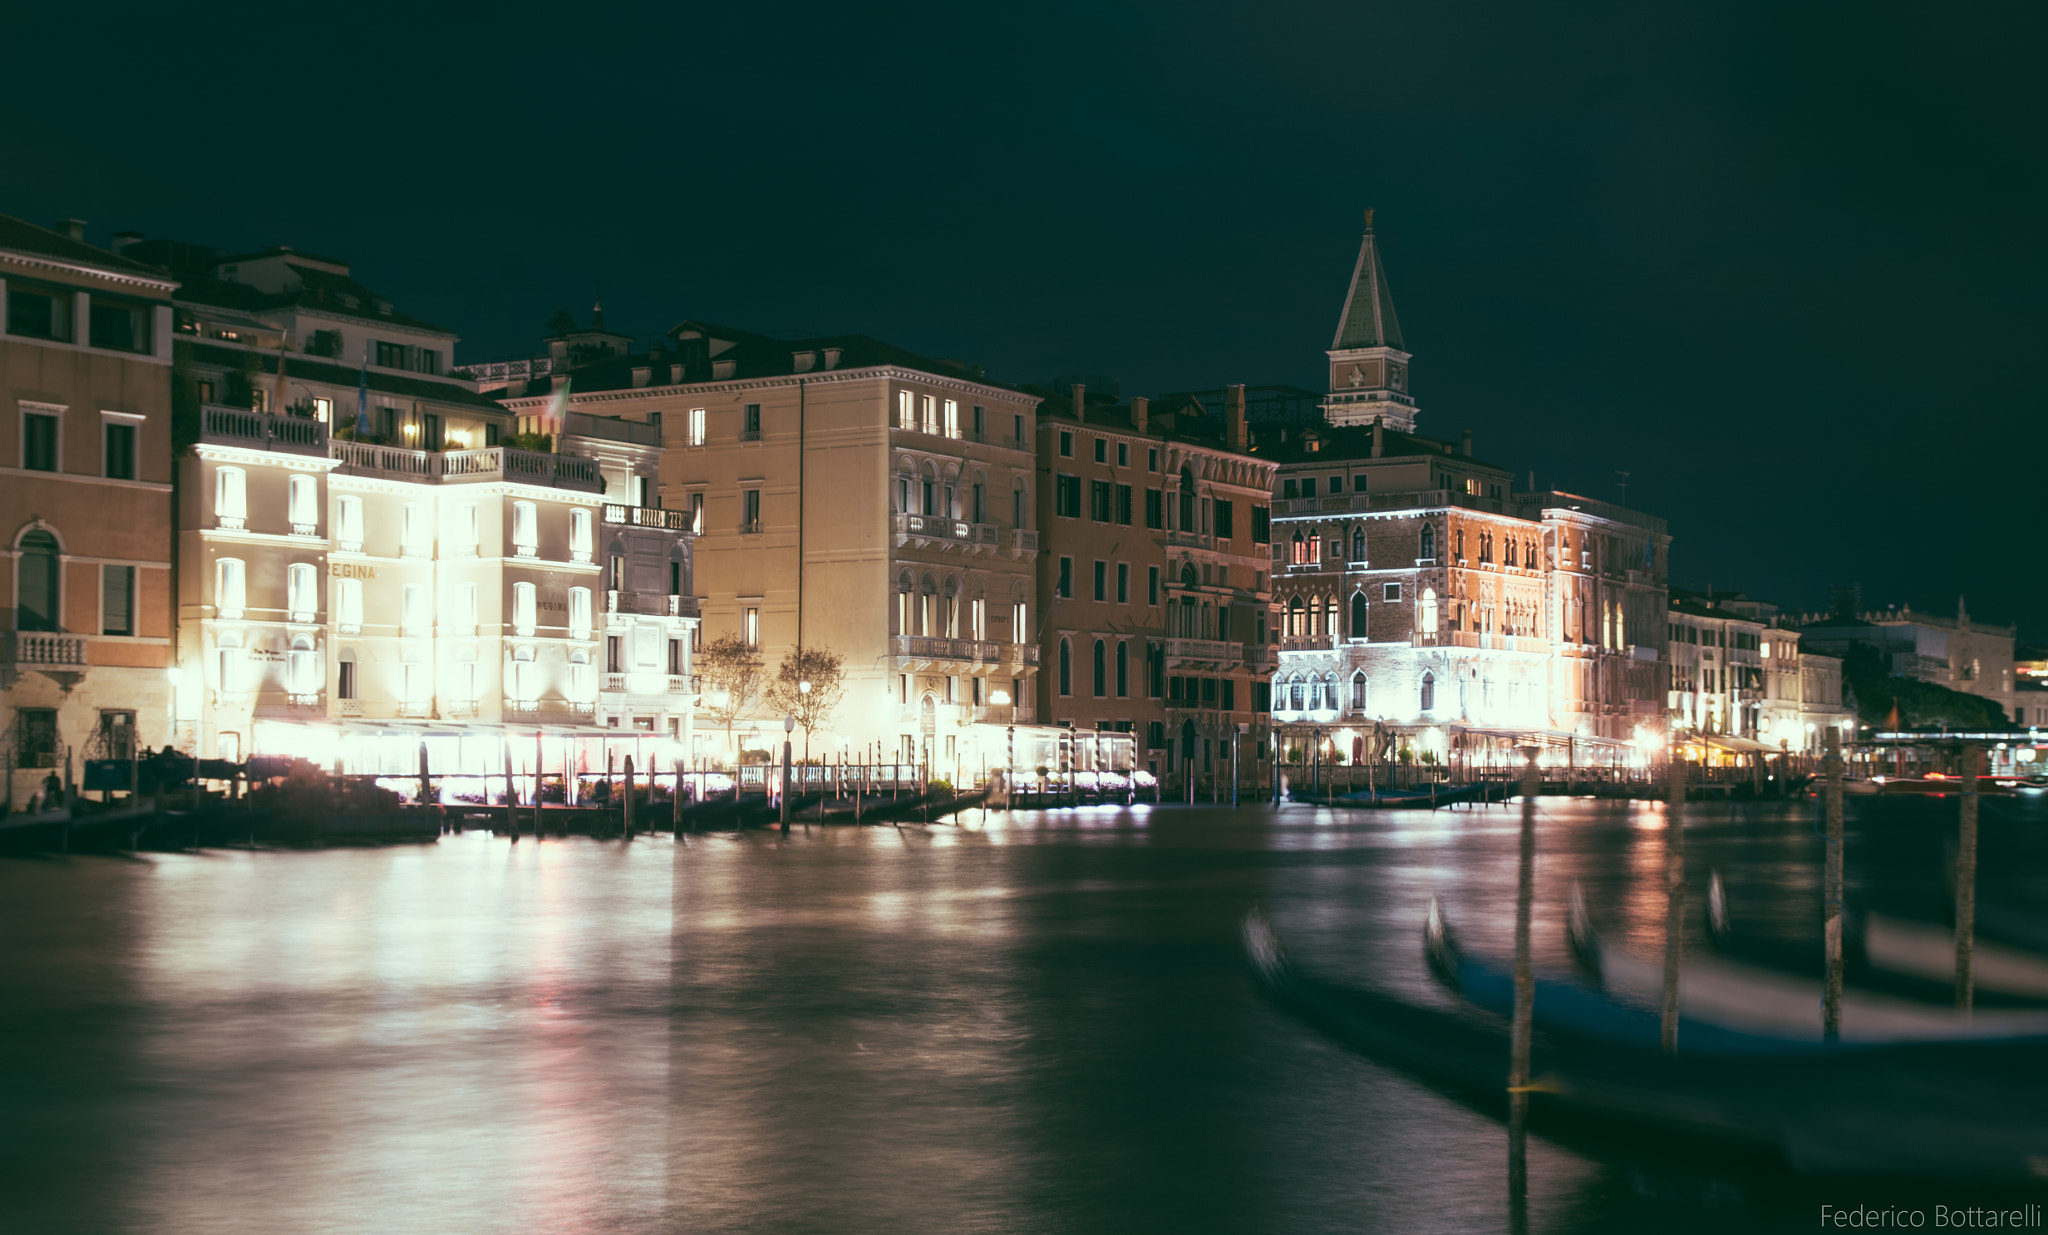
[0,248,177,293]
[501,364,1043,412]
[193,444,340,471]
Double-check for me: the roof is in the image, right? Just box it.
[1332,211,1404,352]
[121,236,453,335]
[1026,385,1267,461]
[503,329,1018,400]
[185,342,510,412]
[1244,419,1509,471]
[0,213,175,283]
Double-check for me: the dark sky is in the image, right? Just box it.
[6,2,2043,633]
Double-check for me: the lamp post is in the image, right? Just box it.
[798,679,811,772]
[780,713,794,835]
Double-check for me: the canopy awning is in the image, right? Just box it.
[1700,734,1773,754]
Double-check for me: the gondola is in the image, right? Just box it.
[1702,872,2048,1009]
[1287,782,1484,809]
[1244,909,2048,1177]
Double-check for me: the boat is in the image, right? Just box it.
[1567,886,2048,1046]
[1287,781,1484,809]
[1245,909,2048,1177]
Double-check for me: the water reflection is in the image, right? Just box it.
[1,796,2041,1232]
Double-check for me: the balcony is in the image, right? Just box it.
[1165,638,1237,667]
[5,632,89,672]
[892,635,1037,666]
[328,442,604,493]
[1011,529,1039,557]
[894,513,999,552]
[605,590,700,619]
[602,504,693,532]
[601,672,697,696]
[504,698,599,724]
[739,520,763,535]
[199,406,329,456]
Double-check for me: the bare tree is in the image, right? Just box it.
[697,632,763,767]
[765,645,846,763]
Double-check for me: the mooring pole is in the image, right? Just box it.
[623,754,636,839]
[1823,732,1846,1041]
[1956,741,1980,1014]
[673,758,685,833]
[1508,747,1538,1215]
[1661,755,1687,1054]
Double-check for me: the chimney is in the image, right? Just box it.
[1131,395,1148,434]
[1370,417,1384,458]
[1070,382,1086,424]
[57,219,86,241]
[1461,429,1473,458]
[822,347,842,370]
[1227,384,1247,453]
[792,349,817,373]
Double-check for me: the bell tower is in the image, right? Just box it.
[1322,209,1418,431]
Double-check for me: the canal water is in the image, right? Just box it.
[2,796,2042,1233]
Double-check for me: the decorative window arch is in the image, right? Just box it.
[1116,639,1129,698]
[1290,529,1307,565]
[1350,670,1368,711]
[214,629,244,694]
[15,527,60,632]
[1350,591,1367,640]
[1058,637,1072,696]
[1350,524,1365,563]
[1289,672,1305,712]
[1287,595,1305,638]
[1420,523,1436,560]
[1180,563,1199,589]
[1420,671,1436,713]
[1092,638,1106,698]
[288,635,319,696]
[1421,588,1438,634]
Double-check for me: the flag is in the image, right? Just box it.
[543,377,571,442]
[355,351,370,437]
[1885,699,1900,732]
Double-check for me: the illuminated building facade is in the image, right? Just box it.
[1030,382,1278,786]
[1798,598,2016,725]
[494,318,1039,772]
[0,215,178,800]
[1264,219,1672,766]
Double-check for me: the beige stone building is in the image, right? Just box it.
[496,318,1040,772]
[1029,382,1278,787]
[0,215,177,803]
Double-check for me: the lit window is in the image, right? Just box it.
[336,496,363,550]
[687,407,706,446]
[569,586,592,639]
[288,563,318,623]
[455,582,478,633]
[216,467,247,527]
[402,503,429,556]
[571,508,593,562]
[514,582,537,635]
[512,501,537,555]
[744,606,760,648]
[402,584,428,636]
[215,557,246,619]
[288,475,317,532]
[336,578,363,632]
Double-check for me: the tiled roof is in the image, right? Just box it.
[121,235,452,335]
[1026,385,1263,459]
[1243,420,1507,471]
[505,330,1017,400]
[0,213,175,283]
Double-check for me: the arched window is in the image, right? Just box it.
[920,573,938,636]
[1324,597,1339,639]
[287,562,318,623]
[570,508,593,562]
[1420,523,1436,560]
[1421,588,1438,634]
[1092,638,1106,698]
[337,647,358,700]
[215,557,247,620]
[214,630,244,695]
[1178,465,1196,531]
[897,570,914,636]
[1420,671,1436,713]
[513,582,537,635]
[1290,530,1307,565]
[216,467,247,529]
[1351,670,1368,711]
[288,635,319,697]
[1058,637,1072,696]
[1504,537,1517,568]
[569,649,591,701]
[16,529,59,631]
[1287,596,1304,638]
[1289,674,1305,712]
[510,644,536,702]
[1350,591,1367,640]
[1116,640,1129,698]
[1325,673,1339,712]
[288,475,317,533]
[1454,528,1465,560]
[1350,525,1365,563]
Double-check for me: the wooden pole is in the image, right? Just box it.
[1661,755,1686,1053]
[1508,748,1537,1212]
[1823,732,1846,1040]
[1956,742,1980,1014]
[501,736,516,840]
[534,730,544,836]
[623,754,636,839]
[673,758,684,832]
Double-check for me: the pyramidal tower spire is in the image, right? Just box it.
[1323,208,1418,430]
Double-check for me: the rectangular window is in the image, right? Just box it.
[1058,431,1073,457]
[607,635,623,673]
[216,558,246,618]
[338,661,357,701]
[375,340,407,368]
[1384,582,1403,602]
[89,298,150,353]
[1117,442,1129,467]
[1116,563,1129,604]
[102,420,136,480]
[742,488,761,530]
[1301,477,1316,499]
[1147,566,1159,606]
[744,606,760,648]
[1055,474,1081,519]
[1283,479,1298,499]
[101,565,134,636]
[1057,557,1073,599]
[417,349,440,375]
[402,584,428,635]
[1328,475,1344,494]
[897,390,914,430]
[337,578,363,630]
[973,405,985,438]
[943,399,960,438]
[1013,413,1024,444]
[23,412,59,472]
[1214,499,1234,540]
[1144,488,1163,529]
[456,582,478,632]
[1115,484,1132,524]
[514,582,537,634]
[1093,560,1106,602]
[1090,479,1114,522]
[1222,679,1236,711]
[742,403,762,441]
[688,492,705,534]
[1093,437,1106,463]
[7,285,73,341]
[686,407,707,445]
[1251,506,1270,544]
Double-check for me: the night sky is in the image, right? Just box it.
[6,2,2041,633]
